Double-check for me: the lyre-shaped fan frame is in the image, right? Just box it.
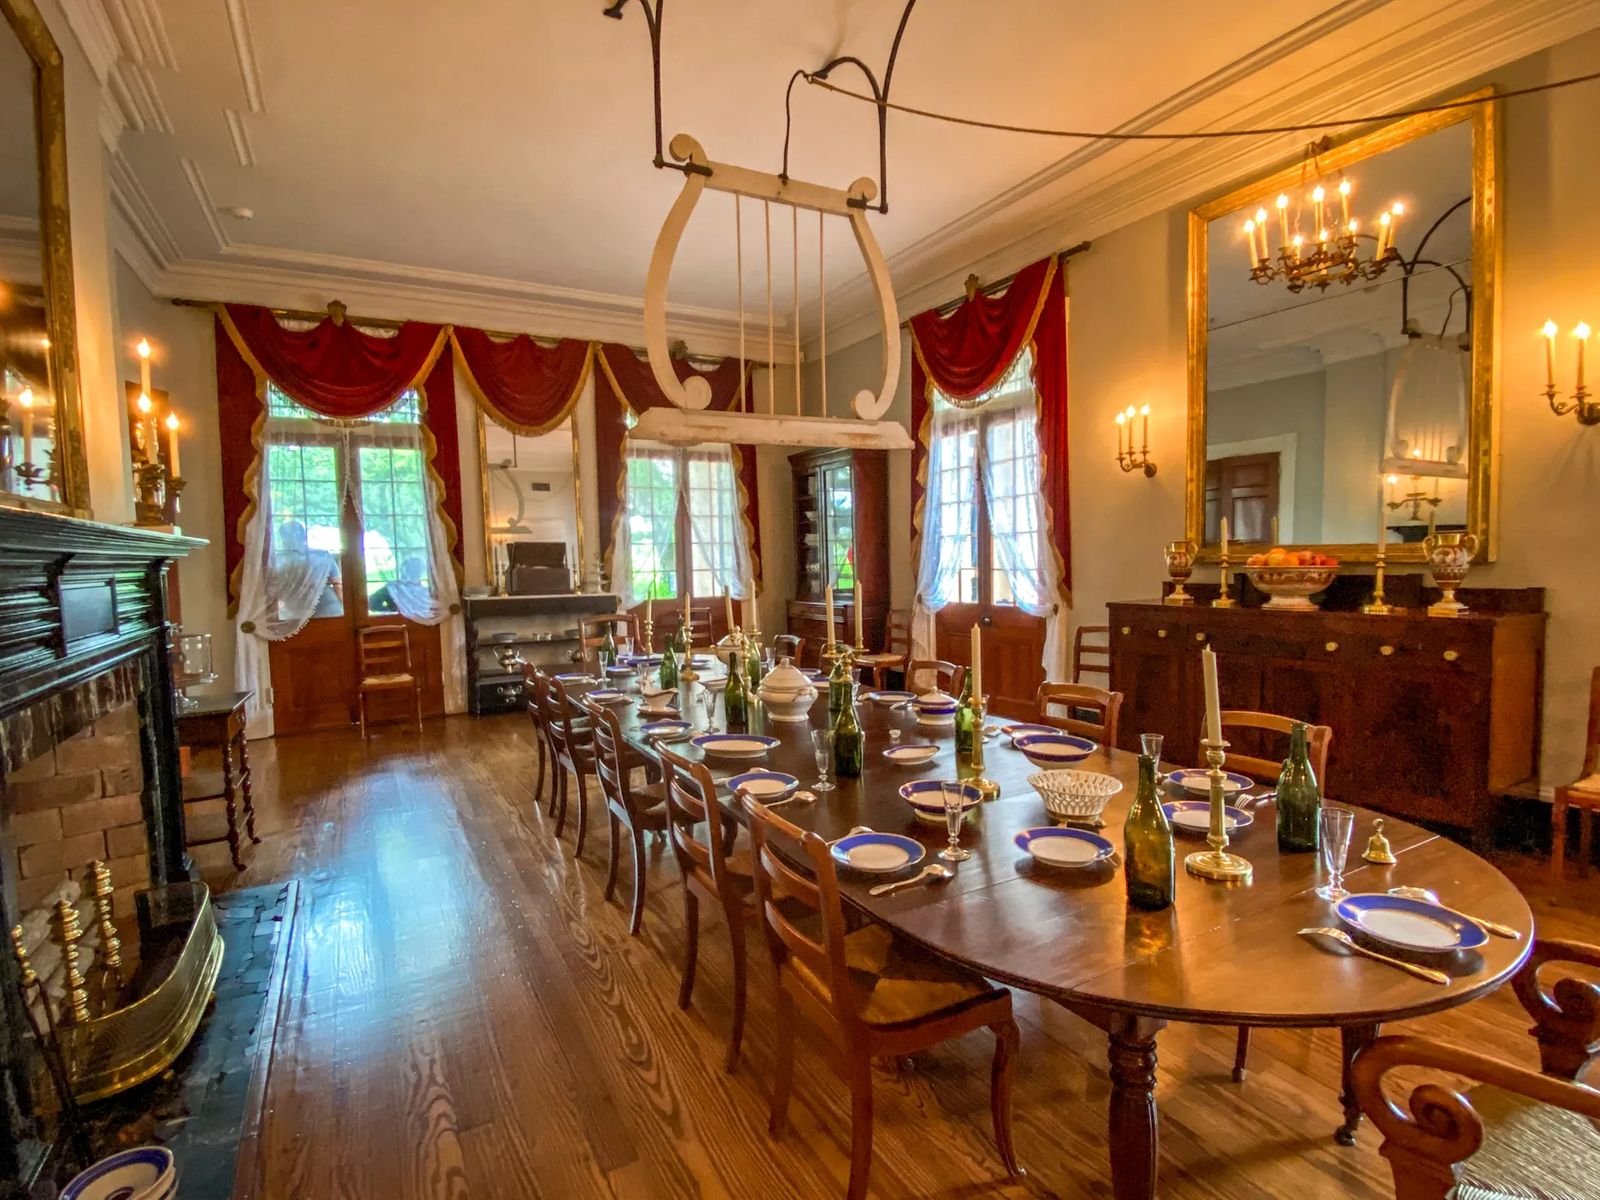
[642,133,901,425]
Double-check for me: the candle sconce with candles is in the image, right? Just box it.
[1542,319,1600,426]
[1114,404,1157,477]
[125,338,186,527]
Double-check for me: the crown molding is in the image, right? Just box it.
[179,155,232,251]
[108,146,181,267]
[814,0,1600,354]
[224,108,256,167]
[222,0,264,113]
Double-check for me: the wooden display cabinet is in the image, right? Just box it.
[785,448,889,668]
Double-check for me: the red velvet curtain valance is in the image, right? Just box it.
[219,304,447,419]
[216,307,465,612]
[593,343,761,595]
[451,327,592,436]
[909,256,1071,600]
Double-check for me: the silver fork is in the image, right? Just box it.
[1299,927,1451,985]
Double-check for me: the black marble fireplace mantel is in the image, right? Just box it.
[0,506,202,1193]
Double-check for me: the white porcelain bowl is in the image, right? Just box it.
[1029,769,1123,822]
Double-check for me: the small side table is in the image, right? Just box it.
[177,691,259,871]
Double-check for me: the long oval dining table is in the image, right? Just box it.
[595,671,1535,1200]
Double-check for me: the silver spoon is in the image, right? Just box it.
[1386,886,1521,940]
[869,863,955,897]
[1298,927,1451,984]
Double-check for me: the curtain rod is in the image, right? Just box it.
[926,241,1091,319]
[166,296,780,369]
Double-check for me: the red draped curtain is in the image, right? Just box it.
[450,327,592,435]
[908,255,1071,602]
[215,306,461,610]
[593,342,762,593]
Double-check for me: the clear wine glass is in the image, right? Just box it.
[1315,805,1356,900]
[888,727,903,747]
[1140,732,1164,774]
[812,728,835,794]
[939,783,971,862]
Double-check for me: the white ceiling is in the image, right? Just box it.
[64,0,1600,354]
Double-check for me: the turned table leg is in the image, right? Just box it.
[238,732,260,844]
[220,739,245,871]
[1107,1013,1166,1200]
[1336,1022,1379,1145]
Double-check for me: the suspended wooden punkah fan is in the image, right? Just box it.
[607,0,913,451]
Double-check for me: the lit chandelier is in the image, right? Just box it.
[1241,155,1405,294]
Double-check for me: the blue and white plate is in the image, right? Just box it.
[60,1147,175,1200]
[1334,893,1488,953]
[555,673,600,686]
[691,733,780,760]
[1003,722,1057,744]
[830,831,925,874]
[1167,768,1253,795]
[1162,799,1253,834]
[1013,733,1097,766]
[640,683,677,699]
[639,702,680,718]
[727,770,800,801]
[898,779,983,824]
[882,743,940,766]
[868,689,917,705]
[1014,826,1116,868]
[586,689,633,706]
[691,655,714,667]
[605,664,636,677]
[641,719,692,742]
[622,653,663,666]
[798,667,824,680]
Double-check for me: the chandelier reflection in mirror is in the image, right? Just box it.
[1240,140,1405,294]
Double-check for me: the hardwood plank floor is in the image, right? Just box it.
[210,715,1600,1199]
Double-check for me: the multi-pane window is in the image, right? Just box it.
[265,442,345,619]
[821,461,856,590]
[357,446,431,613]
[624,443,744,602]
[929,348,1041,609]
[268,386,420,424]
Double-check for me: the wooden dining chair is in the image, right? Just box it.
[1352,938,1600,1200]
[1221,709,1332,784]
[1552,667,1600,886]
[856,609,912,689]
[543,678,597,857]
[1036,682,1123,747]
[584,699,668,937]
[907,659,965,695]
[1072,624,1111,685]
[522,663,552,813]
[658,742,756,1072]
[686,605,713,646]
[579,612,641,658]
[772,633,805,665]
[743,796,1023,1199]
[1221,709,1333,1082]
[355,625,423,740]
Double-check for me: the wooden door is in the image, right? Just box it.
[1206,452,1280,543]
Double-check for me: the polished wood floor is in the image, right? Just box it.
[210,715,1600,1199]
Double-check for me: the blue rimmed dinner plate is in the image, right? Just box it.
[1334,893,1488,953]
[882,743,940,766]
[60,1147,175,1200]
[1012,733,1097,765]
[897,779,983,824]
[639,702,680,718]
[690,733,780,760]
[830,832,925,874]
[623,653,663,666]
[555,673,599,685]
[1014,827,1115,868]
[641,719,692,742]
[727,770,799,800]
[585,689,632,705]
[1003,722,1057,743]
[868,689,917,705]
[1167,767,1253,794]
[1162,799,1253,834]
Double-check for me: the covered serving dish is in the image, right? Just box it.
[757,655,818,723]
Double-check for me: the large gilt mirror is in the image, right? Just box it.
[476,409,583,594]
[1187,91,1498,563]
[0,0,88,513]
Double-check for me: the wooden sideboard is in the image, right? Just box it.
[1108,592,1545,844]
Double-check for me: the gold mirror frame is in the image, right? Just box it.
[474,407,584,588]
[2,0,90,514]
[1186,89,1499,564]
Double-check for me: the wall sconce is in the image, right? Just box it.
[1115,403,1156,476]
[1543,319,1600,426]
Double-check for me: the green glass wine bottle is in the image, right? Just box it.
[827,651,851,719]
[723,648,748,729]
[832,685,864,778]
[1124,753,1176,911]
[598,624,617,670]
[745,632,764,690]
[953,668,977,762]
[658,640,678,689]
[1276,720,1322,853]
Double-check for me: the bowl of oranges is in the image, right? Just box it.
[1242,547,1339,610]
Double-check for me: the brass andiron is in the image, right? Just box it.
[1183,737,1253,883]
[50,899,91,1026]
[89,861,123,977]
[8,926,79,1123]
[1163,539,1197,606]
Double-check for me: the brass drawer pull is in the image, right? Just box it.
[1157,629,1168,639]
[1195,632,1207,642]
[1380,644,1395,656]
[1324,641,1339,653]
[1121,626,1130,635]
[1443,649,1460,663]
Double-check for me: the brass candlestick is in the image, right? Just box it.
[966,696,1001,800]
[1362,549,1393,615]
[641,615,654,655]
[1184,737,1253,883]
[1212,547,1237,608]
[677,636,700,684]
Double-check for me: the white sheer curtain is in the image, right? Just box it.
[910,400,977,689]
[234,397,465,737]
[685,444,754,604]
